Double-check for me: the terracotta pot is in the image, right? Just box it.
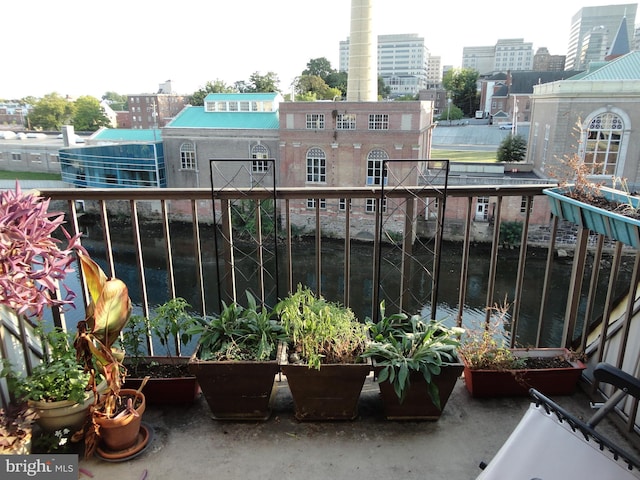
[125,356,200,405]
[462,348,586,398]
[94,389,146,452]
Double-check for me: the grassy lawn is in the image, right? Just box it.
[431,149,497,163]
[0,171,62,181]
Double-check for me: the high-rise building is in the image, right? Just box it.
[565,3,637,71]
[340,33,437,97]
[533,48,566,71]
[462,39,533,74]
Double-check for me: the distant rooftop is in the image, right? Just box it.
[92,128,162,142]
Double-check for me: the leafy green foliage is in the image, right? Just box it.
[72,96,111,131]
[120,314,150,365]
[437,103,464,123]
[150,297,199,357]
[442,68,480,116]
[188,291,286,361]
[362,302,462,406]
[4,328,90,404]
[188,79,235,106]
[497,134,527,162]
[499,221,523,247]
[27,93,74,130]
[275,284,368,370]
[230,199,275,238]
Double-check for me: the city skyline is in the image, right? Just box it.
[3,0,634,99]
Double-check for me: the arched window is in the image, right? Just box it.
[584,113,623,175]
[251,144,270,173]
[180,142,196,170]
[306,147,326,183]
[366,149,389,185]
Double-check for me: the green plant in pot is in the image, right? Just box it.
[187,291,287,419]
[122,297,201,404]
[3,327,93,433]
[274,284,370,421]
[362,302,463,420]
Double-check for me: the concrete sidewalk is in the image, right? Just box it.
[78,374,638,480]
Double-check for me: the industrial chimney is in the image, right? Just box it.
[346,0,377,101]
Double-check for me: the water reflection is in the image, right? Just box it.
[54,223,634,351]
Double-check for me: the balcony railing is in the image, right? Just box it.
[1,184,639,441]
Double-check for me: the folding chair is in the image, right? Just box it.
[476,362,640,479]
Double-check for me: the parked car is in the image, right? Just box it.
[499,123,513,130]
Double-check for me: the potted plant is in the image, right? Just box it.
[73,250,147,460]
[3,327,94,433]
[0,403,36,454]
[458,301,586,398]
[187,291,287,420]
[362,303,464,420]
[275,284,370,421]
[543,124,640,248]
[123,297,200,404]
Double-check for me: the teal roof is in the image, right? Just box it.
[203,92,280,102]
[167,106,280,129]
[574,51,640,81]
[92,129,162,142]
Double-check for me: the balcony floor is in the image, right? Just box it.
[79,374,637,480]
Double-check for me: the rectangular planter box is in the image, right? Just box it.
[125,356,200,405]
[188,345,281,420]
[280,347,371,421]
[462,348,586,398]
[544,186,640,248]
[375,362,463,420]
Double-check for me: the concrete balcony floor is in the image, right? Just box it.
[79,374,638,480]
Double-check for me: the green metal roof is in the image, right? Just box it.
[203,92,280,102]
[92,129,162,142]
[167,106,280,129]
[575,51,640,81]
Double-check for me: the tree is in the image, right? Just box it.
[303,58,334,80]
[442,68,480,117]
[378,76,391,99]
[189,80,235,106]
[246,72,280,93]
[497,134,527,162]
[437,104,464,123]
[73,96,111,131]
[295,75,341,100]
[28,93,74,130]
[102,92,128,111]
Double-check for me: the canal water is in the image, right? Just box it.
[51,221,635,353]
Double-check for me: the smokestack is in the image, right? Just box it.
[347,0,377,102]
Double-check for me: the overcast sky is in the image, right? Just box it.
[2,0,634,99]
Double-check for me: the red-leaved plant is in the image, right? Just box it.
[0,182,82,318]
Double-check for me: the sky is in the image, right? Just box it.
[2,0,633,100]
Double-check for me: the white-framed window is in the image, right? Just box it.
[251,144,270,173]
[583,112,623,175]
[306,114,325,129]
[306,147,326,183]
[11,153,21,161]
[336,114,356,130]
[365,198,387,213]
[50,154,59,164]
[339,198,351,212]
[307,198,326,209]
[520,196,533,214]
[366,149,388,186]
[180,142,196,170]
[368,114,389,130]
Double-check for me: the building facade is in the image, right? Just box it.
[340,34,440,97]
[463,39,535,75]
[127,93,188,129]
[532,48,566,71]
[528,52,640,189]
[565,3,637,71]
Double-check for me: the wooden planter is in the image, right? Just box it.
[124,356,200,405]
[280,348,371,421]
[462,348,586,398]
[374,362,464,420]
[544,186,640,248]
[188,345,281,420]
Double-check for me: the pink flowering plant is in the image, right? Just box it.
[0,182,81,318]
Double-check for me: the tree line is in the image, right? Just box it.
[2,58,482,131]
